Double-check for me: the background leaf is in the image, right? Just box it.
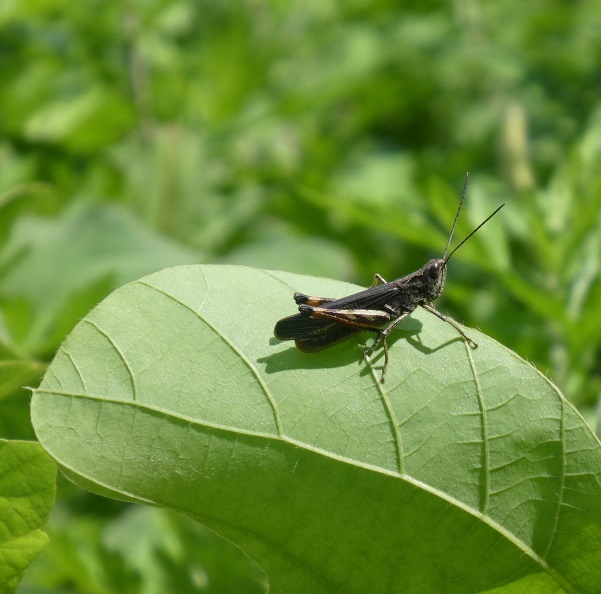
[0,360,44,402]
[31,265,601,593]
[0,439,56,594]
[0,202,199,357]
[19,504,266,594]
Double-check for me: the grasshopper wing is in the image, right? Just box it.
[274,314,362,352]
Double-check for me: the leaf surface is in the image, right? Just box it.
[31,265,601,593]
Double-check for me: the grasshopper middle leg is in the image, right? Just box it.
[362,312,411,383]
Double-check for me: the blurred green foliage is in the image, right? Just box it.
[1,0,601,592]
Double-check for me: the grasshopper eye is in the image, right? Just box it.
[429,262,442,278]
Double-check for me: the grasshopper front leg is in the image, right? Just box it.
[370,274,387,287]
[420,303,478,348]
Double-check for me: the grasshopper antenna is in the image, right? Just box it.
[442,172,470,260]
[444,202,505,264]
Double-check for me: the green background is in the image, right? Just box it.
[2,1,601,592]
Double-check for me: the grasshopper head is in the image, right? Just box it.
[421,258,447,301]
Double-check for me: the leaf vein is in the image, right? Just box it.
[368,358,404,476]
[465,343,490,515]
[135,279,285,437]
[82,319,138,401]
[541,398,566,559]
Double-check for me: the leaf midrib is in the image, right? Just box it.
[33,385,572,593]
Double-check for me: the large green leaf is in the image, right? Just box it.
[0,439,56,594]
[31,265,601,593]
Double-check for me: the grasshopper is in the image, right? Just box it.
[274,174,504,383]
